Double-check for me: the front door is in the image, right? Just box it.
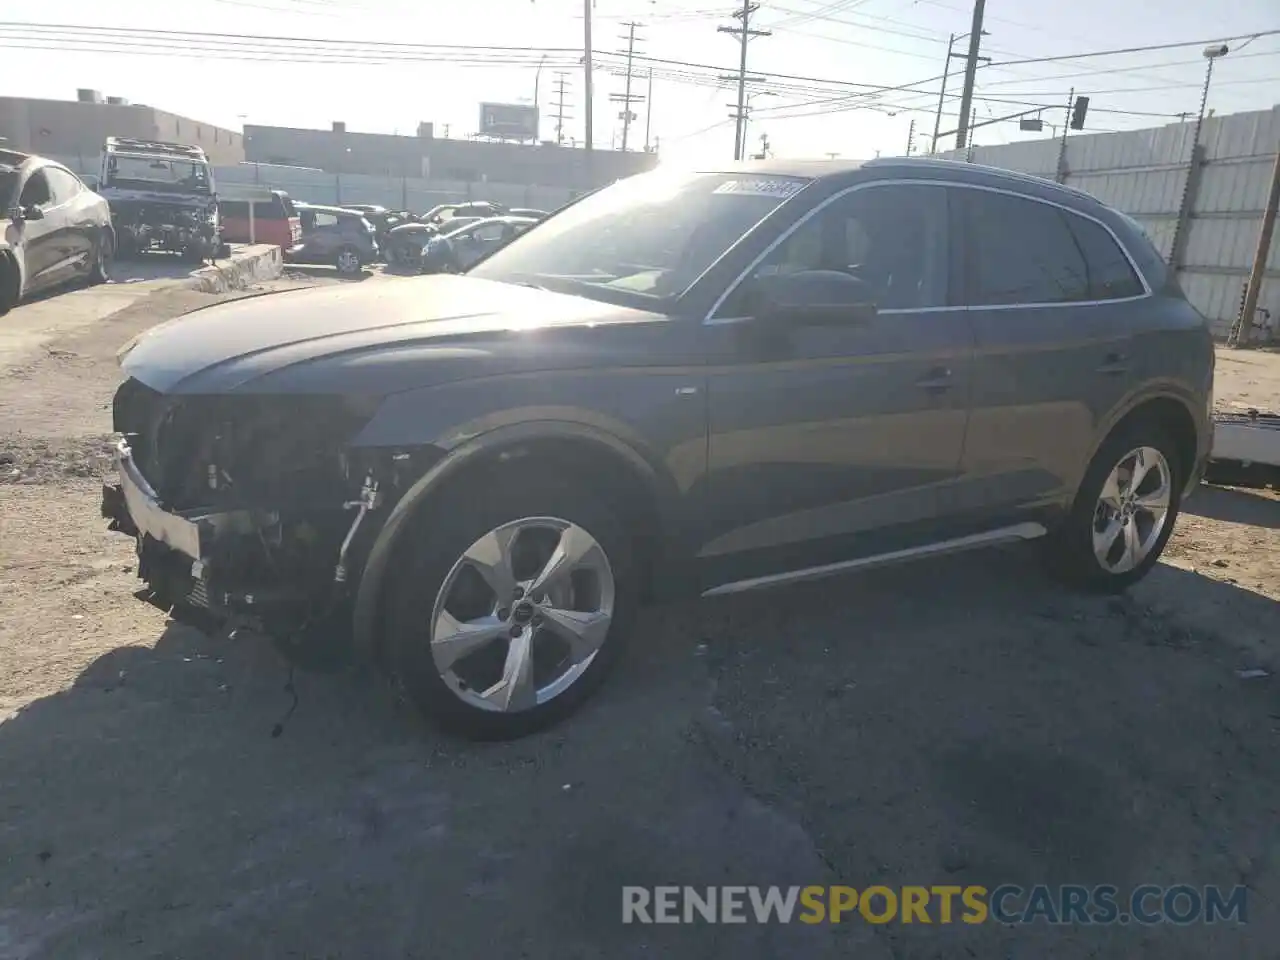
[699,181,974,588]
[15,170,61,292]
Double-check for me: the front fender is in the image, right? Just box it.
[349,416,687,660]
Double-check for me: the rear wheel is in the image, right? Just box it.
[1044,421,1182,592]
[385,474,635,740]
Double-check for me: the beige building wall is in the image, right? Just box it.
[0,97,245,165]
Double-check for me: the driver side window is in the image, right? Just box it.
[19,171,52,209]
[724,182,949,316]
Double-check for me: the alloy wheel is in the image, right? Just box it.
[1091,445,1173,574]
[337,249,361,274]
[429,516,616,713]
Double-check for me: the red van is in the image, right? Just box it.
[218,190,302,249]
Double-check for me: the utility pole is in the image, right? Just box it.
[1231,145,1280,345]
[718,1,771,161]
[905,118,916,156]
[609,22,646,152]
[930,34,957,154]
[954,0,987,150]
[583,0,593,176]
[643,68,654,152]
[552,72,573,146]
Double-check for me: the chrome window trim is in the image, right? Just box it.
[701,177,1153,325]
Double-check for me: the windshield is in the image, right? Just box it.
[107,155,211,193]
[468,169,811,303]
[0,170,17,208]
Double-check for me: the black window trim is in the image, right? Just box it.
[705,177,1151,324]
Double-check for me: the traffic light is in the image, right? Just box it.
[1070,96,1090,131]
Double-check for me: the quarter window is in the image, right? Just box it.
[725,182,948,316]
[1065,212,1145,300]
[958,189,1144,306]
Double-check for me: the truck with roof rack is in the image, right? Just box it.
[98,136,227,262]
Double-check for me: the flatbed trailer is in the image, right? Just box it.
[1206,408,1280,488]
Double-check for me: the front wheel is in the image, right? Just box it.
[1043,421,1183,593]
[89,231,113,284]
[335,246,363,275]
[385,474,634,740]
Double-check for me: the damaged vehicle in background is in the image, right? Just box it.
[418,215,538,274]
[101,159,1213,740]
[1,148,113,314]
[98,137,227,263]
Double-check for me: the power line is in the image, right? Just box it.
[984,31,1280,69]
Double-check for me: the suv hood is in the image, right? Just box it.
[119,275,670,395]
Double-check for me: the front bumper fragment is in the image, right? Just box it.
[104,438,205,560]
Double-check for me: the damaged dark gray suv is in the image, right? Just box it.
[102,158,1214,739]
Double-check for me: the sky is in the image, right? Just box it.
[3,0,1278,165]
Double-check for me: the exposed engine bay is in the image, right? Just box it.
[100,379,432,656]
[107,192,221,260]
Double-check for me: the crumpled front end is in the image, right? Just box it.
[106,193,220,256]
[100,378,427,653]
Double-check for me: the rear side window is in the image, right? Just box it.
[46,167,83,205]
[221,200,248,218]
[958,189,1087,305]
[958,189,1144,306]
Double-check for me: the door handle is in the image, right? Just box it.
[1096,352,1129,376]
[916,367,953,392]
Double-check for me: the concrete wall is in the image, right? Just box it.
[244,125,431,180]
[0,97,244,165]
[244,123,658,191]
[937,106,1280,339]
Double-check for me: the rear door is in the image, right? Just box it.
[701,180,975,585]
[45,166,94,272]
[950,185,1149,523]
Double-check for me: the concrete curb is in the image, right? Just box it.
[186,244,283,294]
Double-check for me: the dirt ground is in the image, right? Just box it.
[1,278,1278,959]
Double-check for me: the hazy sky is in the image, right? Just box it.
[4,0,1278,164]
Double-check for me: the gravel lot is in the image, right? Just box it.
[1,275,1278,959]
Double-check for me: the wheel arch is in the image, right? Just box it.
[350,419,681,661]
[1083,388,1204,499]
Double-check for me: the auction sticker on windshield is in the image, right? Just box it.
[712,178,809,199]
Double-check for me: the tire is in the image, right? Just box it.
[335,246,363,275]
[1043,419,1184,593]
[89,231,113,284]
[385,472,636,740]
[0,254,18,316]
[181,243,208,265]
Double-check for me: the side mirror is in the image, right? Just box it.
[750,270,878,326]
